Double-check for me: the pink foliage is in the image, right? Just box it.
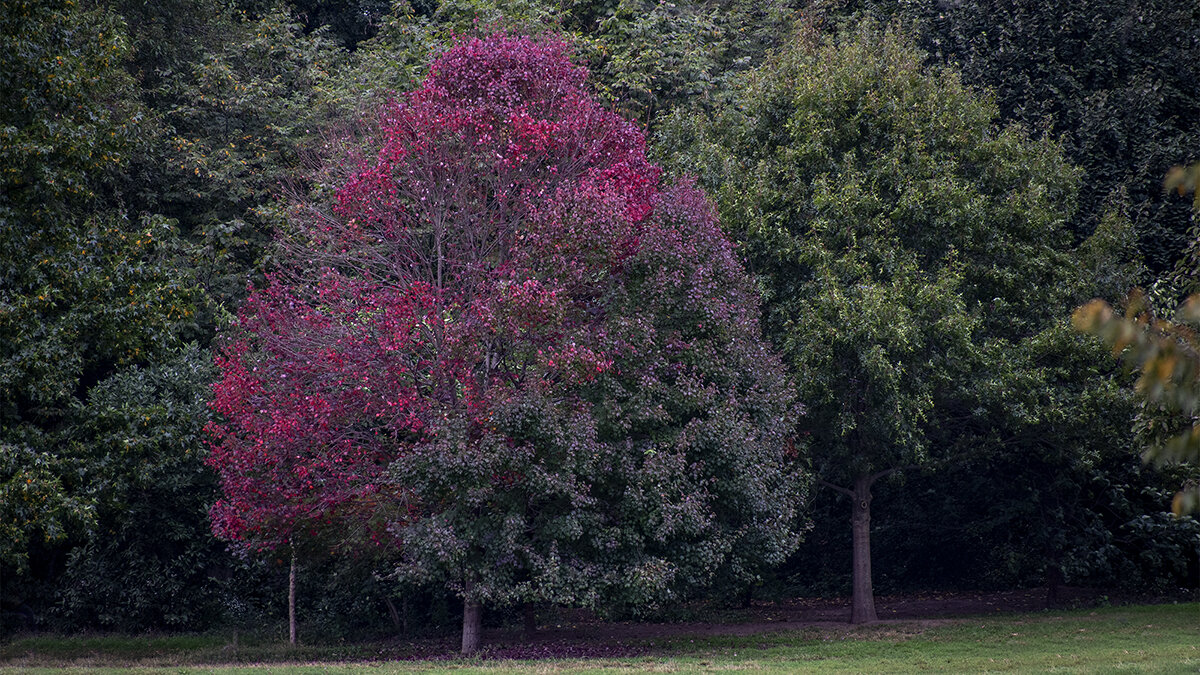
[206,35,787,570]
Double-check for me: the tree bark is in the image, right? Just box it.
[288,552,297,645]
[384,596,402,634]
[461,594,482,655]
[523,602,537,638]
[850,474,878,624]
[1045,553,1064,608]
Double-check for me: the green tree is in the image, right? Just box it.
[792,317,1197,599]
[815,0,1199,274]
[1073,164,1200,515]
[134,3,347,321]
[0,0,218,627]
[342,0,801,125]
[1074,291,1200,515]
[660,20,1087,621]
[0,0,199,564]
[50,345,229,629]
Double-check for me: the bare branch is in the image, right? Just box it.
[817,478,853,497]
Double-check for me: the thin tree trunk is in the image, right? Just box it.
[523,602,537,638]
[1045,551,1064,608]
[384,596,402,633]
[462,596,482,655]
[288,552,297,645]
[850,474,878,624]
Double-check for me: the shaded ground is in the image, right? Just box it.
[400,586,1147,659]
[4,603,1196,671]
[3,587,1186,664]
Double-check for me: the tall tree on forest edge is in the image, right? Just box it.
[658,19,1082,622]
[0,0,203,600]
[207,34,807,653]
[1074,163,1200,515]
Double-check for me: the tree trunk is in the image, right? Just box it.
[384,596,402,634]
[288,552,297,645]
[1045,554,1064,608]
[523,602,537,638]
[461,594,482,655]
[850,474,878,624]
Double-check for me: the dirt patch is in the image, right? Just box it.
[519,586,1107,637]
[426,586,1122,659]
[3,587,1180,665]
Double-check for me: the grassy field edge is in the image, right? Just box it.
[2,602,1197,673]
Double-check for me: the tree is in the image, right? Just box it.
[659,20,1084,622]
[0,0,204,599]
[0,1,256,632]
[816,0,1200,275]
[1073,164,1200,515]
[922,0,1199,274]
[343,0,802,126]
[129,2,348,326]
[47,345,232,630]
[208,34,806,653]
[1074,293,1200,516]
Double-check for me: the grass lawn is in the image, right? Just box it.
[2,603,1196,673]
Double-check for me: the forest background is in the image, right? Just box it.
[1,0,1197,640]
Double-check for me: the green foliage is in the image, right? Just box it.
[331,2,441,102]
[0,347,232,628]
[660,19,1079,481]
[583,0,799,124]
[49,345,228,630]
[1074,205,1146,305]
[661,17,1195,595]
[584,0,718,123]
[290,0,396,48]
[0,448,95,575]
[0,0,243,631]
[0,0,203,574]
[0,0,197,394]
[0,0,141,217]
[926,0,1199,273]
[888,322,1196,591]
[3,0,1192,636]
[1075,291,1200,514]
[343,0,799,124]
[820,0,1200,274]
[140,3,347,316]
[1152,163,1200,308]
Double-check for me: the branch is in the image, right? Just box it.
[934,438,1010,470]
[816,478,853,498]
[867,464,916,486]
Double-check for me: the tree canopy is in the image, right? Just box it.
[3,0,1195,638]
[0,0,203,578]
[207,34,806,652]
[657,18,1138,622]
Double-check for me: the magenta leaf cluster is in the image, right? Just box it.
[207,34,805,614]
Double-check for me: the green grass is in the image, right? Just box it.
[3,603,1197,673]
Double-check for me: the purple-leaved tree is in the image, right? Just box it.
[207,35,808,653]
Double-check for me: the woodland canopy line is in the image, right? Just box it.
[2,0,1195,655]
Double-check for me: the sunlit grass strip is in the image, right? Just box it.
[3,603,1196,673]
